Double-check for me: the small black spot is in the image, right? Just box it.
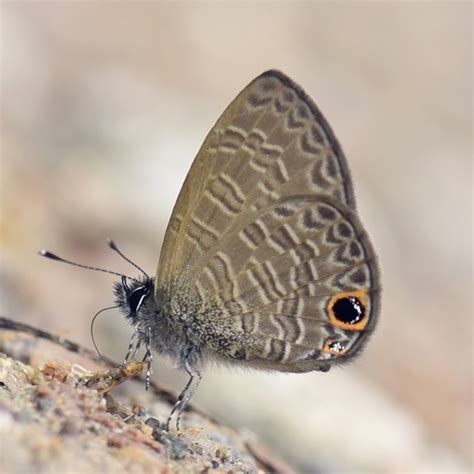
[349,241,362,258]
[332,296,365,324]
[338,222,352,239]
[318,204,337,221]
[325,155,338,178]
[350,268,367,285]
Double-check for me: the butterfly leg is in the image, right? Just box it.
[142,325,153,390]
[166,350,202,431]
[123,326,140,364]
[175,361,202,431]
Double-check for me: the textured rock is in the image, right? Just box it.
[0,321,294,474]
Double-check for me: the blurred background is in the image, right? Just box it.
[1,2,472,473]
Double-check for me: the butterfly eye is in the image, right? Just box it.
[128,286,149,314]
[327,290,369,331]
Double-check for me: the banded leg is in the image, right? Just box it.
[143,326,153,390]
[123,326,141,364]
[166,353,202,431]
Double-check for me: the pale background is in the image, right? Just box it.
[0,2,472,473]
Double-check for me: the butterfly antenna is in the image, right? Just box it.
[39,249,135,281]
[90,305,119,361]
[106,238,150,279]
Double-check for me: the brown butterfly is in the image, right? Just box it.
[42,70,380,430]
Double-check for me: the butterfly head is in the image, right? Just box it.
[114,275,157,325]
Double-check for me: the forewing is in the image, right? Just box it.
[157,70,356,288]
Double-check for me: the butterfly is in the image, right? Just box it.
[43,70,380,430]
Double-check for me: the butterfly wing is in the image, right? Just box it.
[156,70,380,371]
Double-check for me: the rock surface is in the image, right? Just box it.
[0,321,294,474]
